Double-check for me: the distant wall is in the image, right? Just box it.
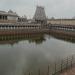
[47,19,75,25]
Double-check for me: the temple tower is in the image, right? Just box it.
[33,6,47,24]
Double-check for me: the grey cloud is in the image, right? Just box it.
[0,0,75,18]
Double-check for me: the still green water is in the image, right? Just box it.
[0,33,75,75]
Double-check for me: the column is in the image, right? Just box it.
[0,15,1,19]
[1,16,2,20]
[3,16,4,20]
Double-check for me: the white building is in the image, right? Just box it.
[0,10,18,23]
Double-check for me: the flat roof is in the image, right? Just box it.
[0,10,18,17]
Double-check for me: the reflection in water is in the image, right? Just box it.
[0,33,75,44]
[0,33,75,75]
[50,32,75,43]
[0,34,46,45]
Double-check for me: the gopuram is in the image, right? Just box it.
[33,6,47,24]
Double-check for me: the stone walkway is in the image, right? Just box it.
[60,66,75,75]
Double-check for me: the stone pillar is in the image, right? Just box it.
[1,16,3,20]
[4,16,6,20]
[3,16,4,20]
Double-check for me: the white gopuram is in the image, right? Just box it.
[33,6,47,24]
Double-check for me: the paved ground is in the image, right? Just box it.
[60,66,75,75]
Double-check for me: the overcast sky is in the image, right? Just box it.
[0,0,75,19]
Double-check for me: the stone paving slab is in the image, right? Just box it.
[60,66,75,75]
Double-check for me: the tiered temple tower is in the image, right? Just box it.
[33,6,47,24]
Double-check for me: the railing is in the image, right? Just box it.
[0,23,44,30]
[24,54,75,75]
[49,24,75,32]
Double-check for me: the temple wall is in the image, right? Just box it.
[7,16,18,21]
[47,19,75,25]
[0,20,17,23]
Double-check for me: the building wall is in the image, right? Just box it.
[0,16,18,23]
[0,20,17,23]
[7,16,18,21]
[47,19,75,25]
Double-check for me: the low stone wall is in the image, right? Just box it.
[50,29,75,37]
[0,29,50,35]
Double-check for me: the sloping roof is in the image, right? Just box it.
[33,6,46,21]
